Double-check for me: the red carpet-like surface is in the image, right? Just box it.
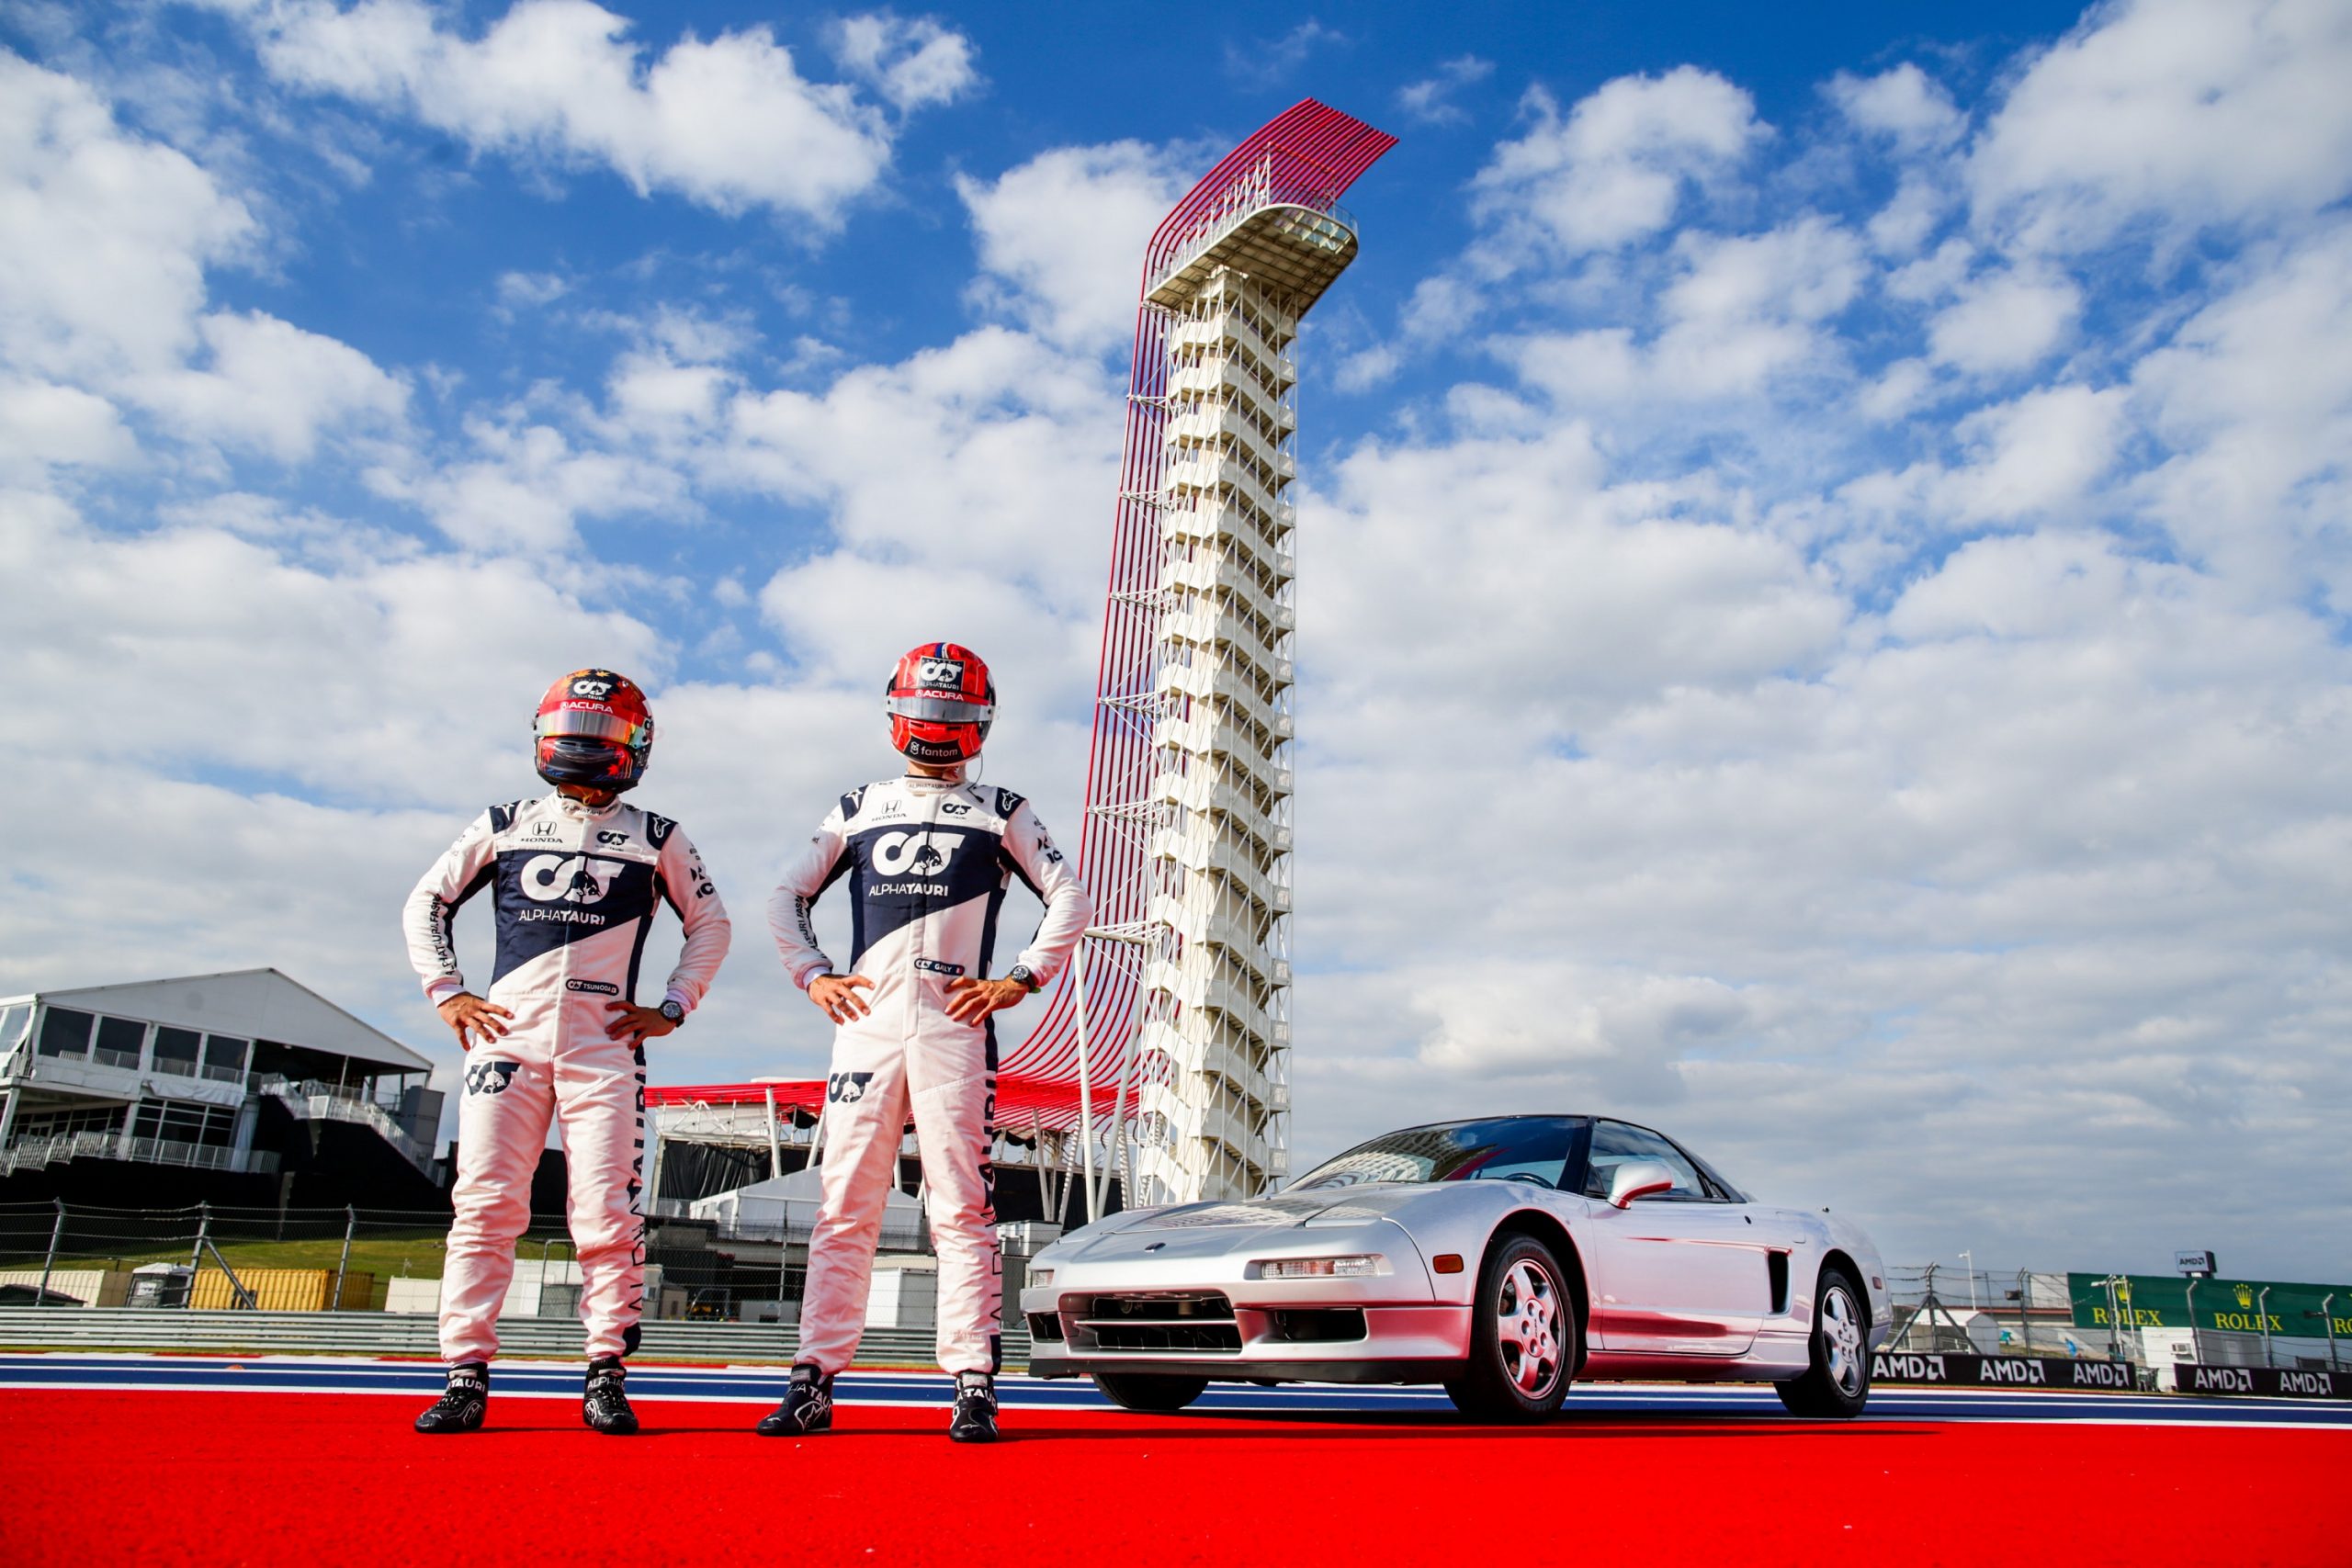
[4,1389,2345,1567]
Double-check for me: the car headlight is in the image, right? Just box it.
[1256,1255,1382,1280]
[1027,1267,1054,1287]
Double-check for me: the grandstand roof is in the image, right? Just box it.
[9,968,430,1073]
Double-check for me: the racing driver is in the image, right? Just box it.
[759,642,1090,1443]
[402,669,730,1436]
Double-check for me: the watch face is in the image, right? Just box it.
[660,1001,684,1022]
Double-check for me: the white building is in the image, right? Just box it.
[0,969,440,1184]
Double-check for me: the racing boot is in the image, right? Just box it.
[947,1371,1000,1444]
[582,1356,639,1435]
[754,1362,834,1437]
[413,1363,489,1434]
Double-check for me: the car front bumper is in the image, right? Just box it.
[1017,1222,1468,1380]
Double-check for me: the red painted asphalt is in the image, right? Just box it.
[5,1388,2344,1566]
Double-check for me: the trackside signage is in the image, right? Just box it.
[2177,1364,2352,1400]
[2066,1272,2352,1337]
[1871,1352,2137,1390]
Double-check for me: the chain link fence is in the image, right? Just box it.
[0,1201,576,1313]
[0,1201,955,1329]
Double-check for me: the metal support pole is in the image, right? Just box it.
[2015,1269,2031,1356]
[2322,1293,2338,1372]
[37,1199,63,1306]
[1073,941,1099,1224]
[2258,1286,2273,1369]
[331,1205,356,1312]
[763,1085,783,1181]
[189,1201,210,1276]
[2187,1278,2202,1368]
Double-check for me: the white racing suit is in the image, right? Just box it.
[768,773,1090,1376]
[402,791,729,1366]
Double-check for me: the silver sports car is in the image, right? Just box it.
[1021,1114,1892,1421]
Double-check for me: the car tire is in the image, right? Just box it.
[1442,1232,1575,1423]
[1091,1371,1210,1413]
[1774,1265,1871,1419]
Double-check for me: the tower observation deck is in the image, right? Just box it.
[1008,101,1395,1210]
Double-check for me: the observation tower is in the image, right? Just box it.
[1011,102,1395,1209]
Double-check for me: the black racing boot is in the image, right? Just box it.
[755,1362,834,1437]
[413,1363,489,1434]
[582,1356,639,1435]
[948,1371,1000,1444]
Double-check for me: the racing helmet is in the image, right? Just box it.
[533,669,654,792]
[884,642,995,765]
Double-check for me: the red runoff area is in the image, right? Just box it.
[3,1390,2341,1567]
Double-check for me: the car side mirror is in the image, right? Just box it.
[1608,1159,1677,1209]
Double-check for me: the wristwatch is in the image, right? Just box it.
[658,999,685,1027]
[1008,964,1040,994]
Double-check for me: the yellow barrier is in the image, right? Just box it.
[191,1268,375,1312]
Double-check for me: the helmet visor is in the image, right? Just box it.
[884,693,996,724]
[536,707,650,748]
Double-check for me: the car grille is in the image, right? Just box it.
[1067,1292,1241,1354]
[1026,1311,1065,1343]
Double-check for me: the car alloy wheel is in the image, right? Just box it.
[1496,1256,1564,1398]
[1444,1232,1576,1422]
[1774,1264,1871,1419]
[1821,1280,1865,1399]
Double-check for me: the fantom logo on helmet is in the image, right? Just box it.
[534,668,655,792]
[883,642,995,764]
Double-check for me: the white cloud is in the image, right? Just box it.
[1926,265,2080,373]
[1827,62,1964,152]
[1473,69,1764,258]
[1945,383,2130,521]
[956,141,1193,354]
[828,12,978,112]
[135,309,409,461]
[378,413,694,553]
[1396,54,1493,128]
[0,52,255,381]
[1972,0,2352,251]
[1505,217,1868,405]
[224,0,966,221]
[1223,20,1345,88]
[0,378,136,474]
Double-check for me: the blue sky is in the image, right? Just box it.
[6,0,2351,1277]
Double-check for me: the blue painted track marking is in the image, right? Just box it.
[2,1354,2348,1428]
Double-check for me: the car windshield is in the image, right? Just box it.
[1287,1117,1585,1191]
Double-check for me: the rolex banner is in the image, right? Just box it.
[2068,1273,2352,1337]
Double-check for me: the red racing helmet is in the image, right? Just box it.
[534,669,654,792]
[884,642,995,765]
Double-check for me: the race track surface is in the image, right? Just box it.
[5,1354,2344,1567]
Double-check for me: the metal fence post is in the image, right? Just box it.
[2187,1277,2202,1368]
[2015,1269,2031,1355]
[189,1202,210,1276]
[36,1199,63,1306]
[2257,1285,2273,1369]
[331,1206,356,1312]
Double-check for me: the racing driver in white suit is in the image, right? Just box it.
[760,642,1089,1443]
[402,669,730,1436]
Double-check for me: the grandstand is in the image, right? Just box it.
[0,969,447,1209]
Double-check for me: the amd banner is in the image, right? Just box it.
[2175,1363,2352,1400]
[1871,1351,2139,1390]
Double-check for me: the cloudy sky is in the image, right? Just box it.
[5,0,2348,1278]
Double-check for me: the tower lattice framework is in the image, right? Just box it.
[1009,101,1394,1206]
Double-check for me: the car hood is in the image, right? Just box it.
[1051,1186,1428,1264]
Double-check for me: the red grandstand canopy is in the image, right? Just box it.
[647,1075,1138,1133]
